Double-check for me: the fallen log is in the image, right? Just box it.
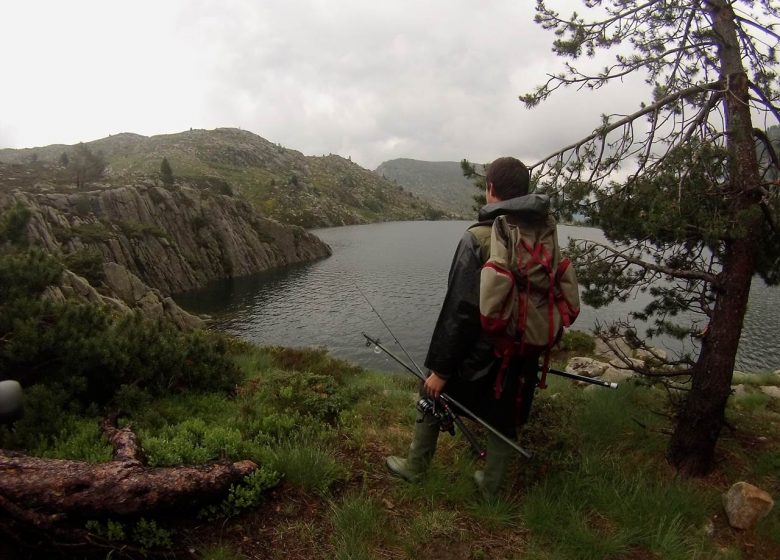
[0,416,257,528]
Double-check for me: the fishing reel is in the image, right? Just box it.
[416,397,455,435]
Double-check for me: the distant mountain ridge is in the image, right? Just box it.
[374,158,478,219]
[0,128,448,227]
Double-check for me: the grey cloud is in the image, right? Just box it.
[1,0,654,171]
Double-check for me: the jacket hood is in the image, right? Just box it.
[478,193,550,221]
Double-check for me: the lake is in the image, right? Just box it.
[174,221,780,374]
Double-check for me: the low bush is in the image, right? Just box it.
[71,221,114,243]
[0,249,241,453]
[63,247,105,285]
[0,203,32,246]
[559,329,596,354]
[199,466,282,520]
[242,367,352,425]
[140,418,252,467]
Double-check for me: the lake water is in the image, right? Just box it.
[174,221,780,374]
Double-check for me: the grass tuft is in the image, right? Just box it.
[329,493,386,560]
[270,442,347,494]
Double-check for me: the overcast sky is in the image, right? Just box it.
[0,0,653,170]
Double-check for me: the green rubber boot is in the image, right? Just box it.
[386,411,440,482]
[474,432,514,501]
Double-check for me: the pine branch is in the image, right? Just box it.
[530,80,725,172]
[734,14,780,41]
[748,81,780,123]
[581,240,720,285]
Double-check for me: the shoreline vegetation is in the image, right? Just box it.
[1,331,778,559]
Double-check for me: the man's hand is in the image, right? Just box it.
[424,371,447,400]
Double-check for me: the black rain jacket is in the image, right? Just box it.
[423,193,551,381]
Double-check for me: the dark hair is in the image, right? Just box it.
[486,157,530,200]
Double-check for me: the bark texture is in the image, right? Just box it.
[0,417,257,530]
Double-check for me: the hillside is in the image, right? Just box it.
[0,129,448,227]
[374,158,479,219]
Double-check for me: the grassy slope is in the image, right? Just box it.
[0,129,447,227]
[15,343,780,560]
[375,158,479,219]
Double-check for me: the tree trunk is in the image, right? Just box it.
[667,0,763,475]
[667,239,754,474]
[0,417,257,533]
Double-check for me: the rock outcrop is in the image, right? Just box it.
[1,183,331,297]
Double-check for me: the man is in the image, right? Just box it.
[385,156,551,500]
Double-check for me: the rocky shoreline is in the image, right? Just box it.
[1,182,332,327]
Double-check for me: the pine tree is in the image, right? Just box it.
[69,143,106,189]
[160,157,174,188]
[524,0,779,475]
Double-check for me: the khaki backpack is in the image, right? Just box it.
[479,213,580,392]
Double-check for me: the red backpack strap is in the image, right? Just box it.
[491,337,519,399]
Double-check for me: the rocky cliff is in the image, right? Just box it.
[0,182,331,298]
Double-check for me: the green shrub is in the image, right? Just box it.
[560,330,596,354]
[0,249,62,300]
[72,221,113,243]
[113,384,153,412]
[140,418,252,466]
[243,410,306,445]
[132,518,173,550]
[86,517,174,550]
[63,247,105,285]
[119,221,168,240]
[0,384,73,450]
[1,265,241,435]
[199,466,281,520]
[0,203,32,245]
[85,519,126,541]
[39,417,113,462]
[246,367,352,425]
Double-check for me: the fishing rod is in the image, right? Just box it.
[547,367,619,389]
[355,286,486,458]
[363,332,532,459]
[354,283,424,376]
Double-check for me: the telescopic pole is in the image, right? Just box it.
[363,332,533,459]
[548,367,619,389]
